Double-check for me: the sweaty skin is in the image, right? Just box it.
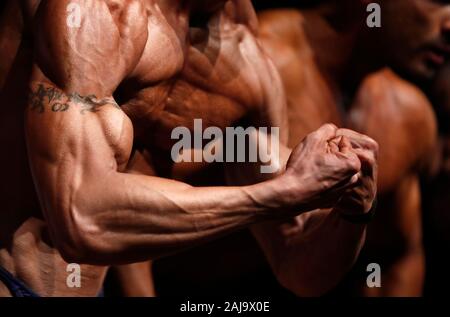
[0,0,376,296]
[258,2,441,296]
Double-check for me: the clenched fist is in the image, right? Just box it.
[281,124,364,211]
[333,129,379,216]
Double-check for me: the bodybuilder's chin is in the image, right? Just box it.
[393,61,439,87]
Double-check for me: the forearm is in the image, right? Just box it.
[25,81,296,266]
[226,139,367,295]
[252,209,366,296]
[59,171,290,265]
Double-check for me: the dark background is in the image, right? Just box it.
[253,0,300,10]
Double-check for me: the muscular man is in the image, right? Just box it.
[0,0,377,297]
[256,0,448,296]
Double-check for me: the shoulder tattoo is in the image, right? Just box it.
[28,84,120,114]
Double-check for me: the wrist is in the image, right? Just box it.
[245,173,308,219]
[273,170,313,211]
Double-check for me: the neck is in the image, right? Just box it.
[302,4,385,103]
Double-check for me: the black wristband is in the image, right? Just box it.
[339,198,377,224]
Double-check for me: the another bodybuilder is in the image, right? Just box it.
[258,0,448,296]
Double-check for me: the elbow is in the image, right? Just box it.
[57,239,98,266]
[57,236,107,266]
[57,228,113,266]
[52,205,113,266]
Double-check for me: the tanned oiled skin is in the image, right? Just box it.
[258,3,441,296]
[0,0,377,296]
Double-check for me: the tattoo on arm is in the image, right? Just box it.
[28,84,120,114]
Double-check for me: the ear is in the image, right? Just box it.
[223,0,259,35]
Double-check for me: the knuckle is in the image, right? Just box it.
[368,152,377,165]
[347,156,361,173]
[303,134,314,145]
[322,123,337,131]
[337,128,352,135]
[360,150,375,164]
[306,130,320,143]
[368,138,379,152]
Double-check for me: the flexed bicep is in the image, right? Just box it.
[25,0,142,260]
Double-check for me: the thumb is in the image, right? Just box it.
[338,135,353,154]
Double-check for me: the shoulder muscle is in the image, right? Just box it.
[33,0,147,96]
[351,69,437,185]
